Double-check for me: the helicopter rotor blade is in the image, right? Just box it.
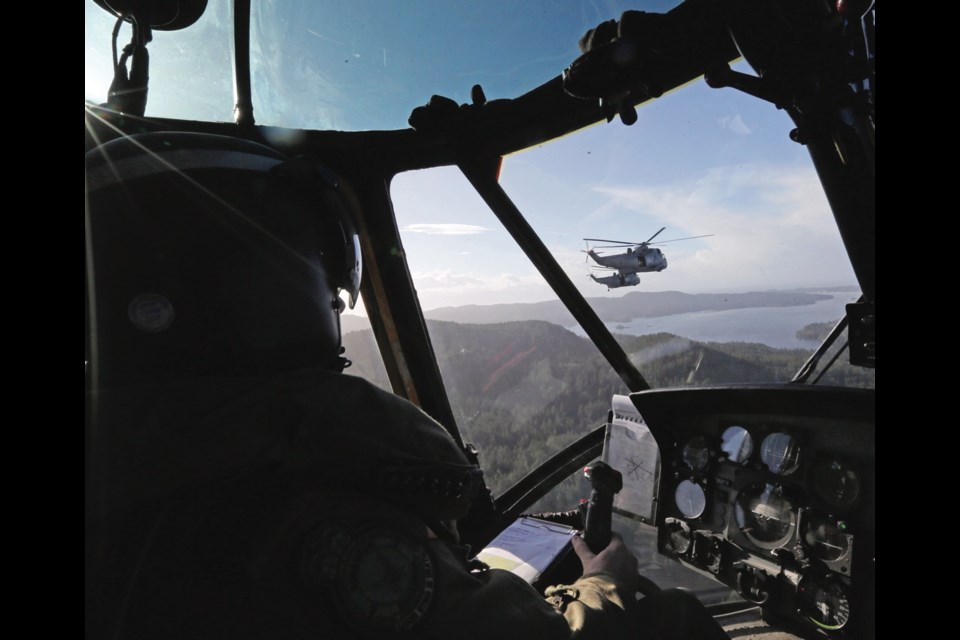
[582,238,641,245]
[650,234,715,245]
[644,226,667,244]
[585,229,709,249]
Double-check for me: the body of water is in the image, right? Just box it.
[569,292,856,349]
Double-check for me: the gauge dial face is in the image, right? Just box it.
[798,577,851,630]
[675,479,707,519]
[735,483,797,549]
[803,513,850,562]
[681,436,711,472]
[760,432,801,475]
[720,426,753,464]
[811,459,860,510]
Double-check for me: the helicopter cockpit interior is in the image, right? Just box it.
[86,1,874,638]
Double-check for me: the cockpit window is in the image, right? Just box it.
[246,1,640,131]
[497,72,872,389]
[388,167,629,496]
[341,300,392,391]
[377,62,872,493]
[86,1,659,129]
[85,0,234,122]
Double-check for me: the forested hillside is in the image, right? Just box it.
[796,320,837,342]
[342,319,873,508]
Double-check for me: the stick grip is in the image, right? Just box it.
[582,461,623,553]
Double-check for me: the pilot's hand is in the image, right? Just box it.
[571,532,639,593]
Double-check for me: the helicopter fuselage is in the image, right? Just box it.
[590,272,640,289]
[587,247,667,274]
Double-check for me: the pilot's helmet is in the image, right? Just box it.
[85,132,362,386]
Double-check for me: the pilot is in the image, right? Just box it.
[86,132,726,639]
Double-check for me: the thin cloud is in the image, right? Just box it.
[593,164,856,291]
[403,223,492,235]
[410,269,548,309]
[413,270,537,291]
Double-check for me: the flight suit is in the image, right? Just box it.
[88,369,637,639]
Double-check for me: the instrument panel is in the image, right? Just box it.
[631,385,874,639]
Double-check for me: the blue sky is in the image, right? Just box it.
[86,0,858,314]
[389,76,856,310]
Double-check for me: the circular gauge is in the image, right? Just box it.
[720,426,753,464]
[803,513,850,562]
[760,432,801,475]
[681,436,711,472]
[811,460,861,510]
[675,479,707,519]
[797,576,851,631]
[735,483,797,549]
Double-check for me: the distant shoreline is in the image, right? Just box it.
[567,291,852,349]
[342,287,858,338]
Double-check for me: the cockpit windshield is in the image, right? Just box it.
[87,0,644,129]
[86,0,873,486]
[389,86,872,497]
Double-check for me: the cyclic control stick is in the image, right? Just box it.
[582,460,623,553]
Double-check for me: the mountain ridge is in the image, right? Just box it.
[342,289,834,334]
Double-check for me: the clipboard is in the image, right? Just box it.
[476,517,578,583]
[603,394,660,524]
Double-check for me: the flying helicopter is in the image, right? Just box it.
[583,228,712,289]
[589,271,640,290]
[86,1,874,639]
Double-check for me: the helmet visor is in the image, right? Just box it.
[341,232,362,309]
